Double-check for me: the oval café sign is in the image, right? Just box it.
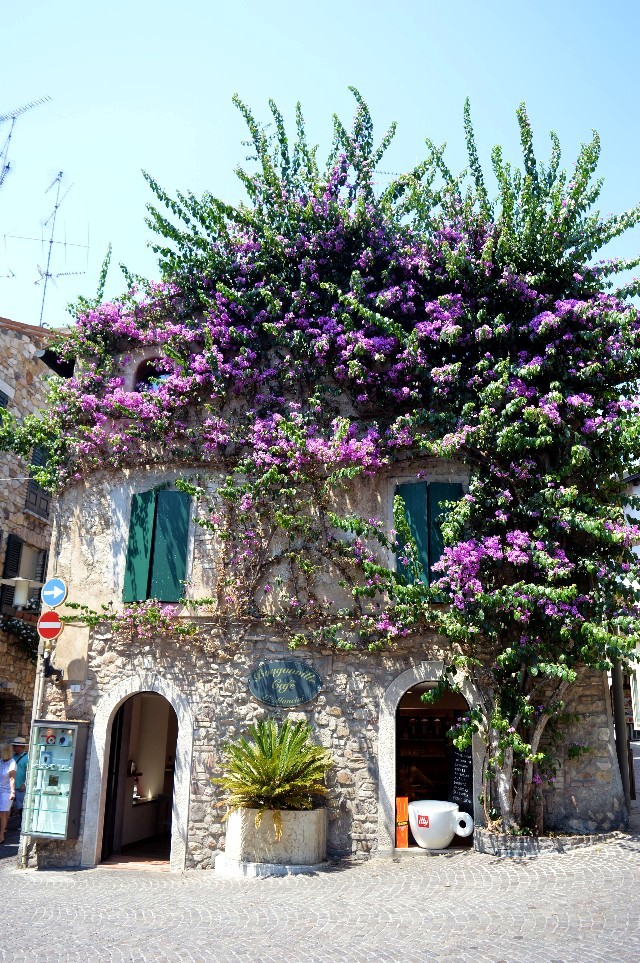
[248,659,322,708]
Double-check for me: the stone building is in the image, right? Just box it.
[25,348,627,871]
[0,316,57,743]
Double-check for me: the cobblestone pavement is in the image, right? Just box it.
[1,830,640,963]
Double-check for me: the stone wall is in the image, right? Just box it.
[0,628,37,738]
[36,627,447,867]
[543,671,625,833]
[0,633,37,745]
[0,317,54,745]
[30,622,627,871]
[0,317,53,558]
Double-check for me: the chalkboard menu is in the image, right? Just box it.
[448,744,474,814]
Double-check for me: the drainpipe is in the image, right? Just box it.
[612,661,631,811]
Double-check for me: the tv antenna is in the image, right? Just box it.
[35,171,85,327]
[0,96,51,189]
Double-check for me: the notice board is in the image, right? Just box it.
[448,744,473,814]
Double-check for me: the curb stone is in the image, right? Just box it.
[473,827,633,857]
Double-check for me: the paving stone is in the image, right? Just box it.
[1,826,640,962]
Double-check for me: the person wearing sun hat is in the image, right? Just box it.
[0,744,16,843]
[11,737,28,822]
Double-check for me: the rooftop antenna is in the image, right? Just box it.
[0,96,51,189]
[36,171,84,326]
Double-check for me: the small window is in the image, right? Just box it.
[0,538,47,615]
[24,446,50,519]
[25,481,50,518]
[0,390,9,409]
[135,358,170,392]
[122,489,190,603]
[0,583,15,616]
[395,481,462,585]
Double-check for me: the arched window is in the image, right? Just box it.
[134,358,171,392]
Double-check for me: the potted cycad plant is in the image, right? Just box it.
[213,718,333,877]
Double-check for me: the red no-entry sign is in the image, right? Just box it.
[37,611,63,641]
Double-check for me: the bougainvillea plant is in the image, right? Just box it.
[3,90,640,832]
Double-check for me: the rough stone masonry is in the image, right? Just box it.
[34,624,625,870]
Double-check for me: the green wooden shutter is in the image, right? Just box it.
[396,482,429,584]
[31,445,48,468]
[3,533,23,579]
[427,482,463,581]
[122,491,157,602]
[149,490,190,602]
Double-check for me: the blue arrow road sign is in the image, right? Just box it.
[41,577,67,608]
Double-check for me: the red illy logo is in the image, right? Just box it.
[417,814,430,828]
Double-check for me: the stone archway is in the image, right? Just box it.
[81,672,193,871]
[377,662,484,853]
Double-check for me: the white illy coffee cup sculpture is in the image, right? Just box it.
[408,800,474,849]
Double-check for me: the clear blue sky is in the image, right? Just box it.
[2,0,639,328]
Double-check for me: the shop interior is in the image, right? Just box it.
[396,685,472,847]
[102,692,178,865]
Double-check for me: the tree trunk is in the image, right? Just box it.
[534,771,544,835]
[520,718,548,826]
[489,732,517,832]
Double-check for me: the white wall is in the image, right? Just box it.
[120,693,174,846]
[137,693,171,799]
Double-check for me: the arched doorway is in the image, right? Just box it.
[396,685,472,847]
[101,692,178,866]
[80,672,193,871]
[377,663,483,854]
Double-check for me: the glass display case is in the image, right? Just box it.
[22,720,89,840]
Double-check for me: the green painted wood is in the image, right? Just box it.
[396,482,429,584]
[428,482,463,579]
[122,490,157,602]
[149,490,190,602]
[248,658,323,707]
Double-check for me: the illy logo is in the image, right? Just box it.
[417,814,430,828]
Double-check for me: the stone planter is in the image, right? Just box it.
[474,827,619,857]
[215,807,329,878]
